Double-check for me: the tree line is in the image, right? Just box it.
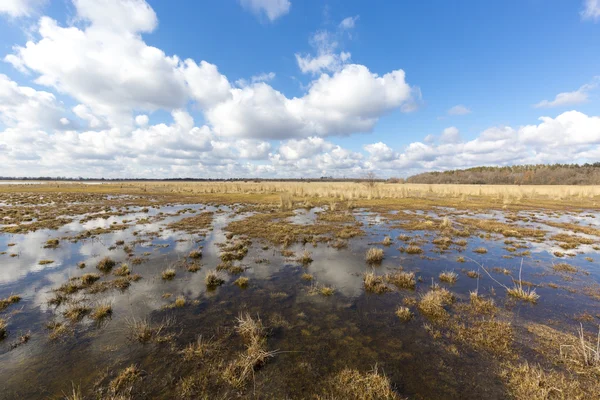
[405,163,600,185]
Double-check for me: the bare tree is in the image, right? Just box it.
[363,171,377,188]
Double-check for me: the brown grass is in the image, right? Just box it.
[0,295,21,312]
[418,288,455,321]
[161,268,176,280]
[503,362,593,400]
[365,247,384,264]
[90,303,113,321]
[234,277,249,288]
[385,271,416,290]
[205,270,225,288]
[395,306,413,322]
[439,270,458,283]
[363,271,391,294]
[97,256,116,272]
[319,367,401,400]
[109,364,141,395]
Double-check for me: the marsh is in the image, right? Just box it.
[0,183,599,399]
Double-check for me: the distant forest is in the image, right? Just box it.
[3,164,600,185]
[406,164,600,185]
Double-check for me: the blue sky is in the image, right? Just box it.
[0,0,599,178]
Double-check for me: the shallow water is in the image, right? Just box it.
[0,199,599,399]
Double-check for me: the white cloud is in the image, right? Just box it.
[581,0,600,21]
[206,64,416,139]
[0,0,45,17]
[440,127,461,143]
[364,142,395,162]
[239,0,291,21]
[279,137,334,160]
[135,114,149,127]
[235,72,276,87]
[447,104,471,115]
[0,74,64,130]
[5,2,189,128]
[534,77,599,108]
[339,15,359,30]
[181,59,232,109]
[367,111,600,175]
[295,29,351,74]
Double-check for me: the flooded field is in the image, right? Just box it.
[0,185,599,399]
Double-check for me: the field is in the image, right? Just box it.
[1,181,600,399]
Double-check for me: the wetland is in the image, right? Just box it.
[0,182,599,399]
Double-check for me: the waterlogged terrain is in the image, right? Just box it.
[0,189,600,399]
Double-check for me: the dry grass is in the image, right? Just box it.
[0,318,6,341]
[507,285,540,303]
[453,317,513,356]
[223,313,277,388]
[469,291,497,315]
[298,250,313,265]
[126,317,173,344]
[109,364,141,395]
[439,270,458,283]
[63,304,91,322]
[113,263,130,276]
[310,283,335,296]
[365,247,384,264]
[382,236,393,246]
[205,270,225,288]
[395,306,413,322]
[188,250,202,259]
[385,271,416,290]
[174,296,186,308]
[503,362,593,400]
[90,302,113,321]
[161,268,176,280]
[44,238,59,248]
[97,256,116,272]
[319,367,401,400]
[301,273,314,281]
[456,256,466,263]
[186,262,201,272]
[38,259,54,265]
[234,277,249,288]
[418,288,455,321]
[553,263,578,273]
[405,245,423,254]
[363,271,391,294]
[0,295,21,312]
[465,270,479,278]
[473,247,488,254]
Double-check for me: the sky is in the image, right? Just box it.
[0,0,599,179]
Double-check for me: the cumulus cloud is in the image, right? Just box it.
[581,0,600,21]
[364,142,396,162]
[533,77,599,108]
[0,0,45,17]
[239,0,291,21]
[5,5,189,128]
[440,127,461,143]
[0,74,64,130]
[364,111,600,176]
[206,64,416,139]
[447,104,471,116]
